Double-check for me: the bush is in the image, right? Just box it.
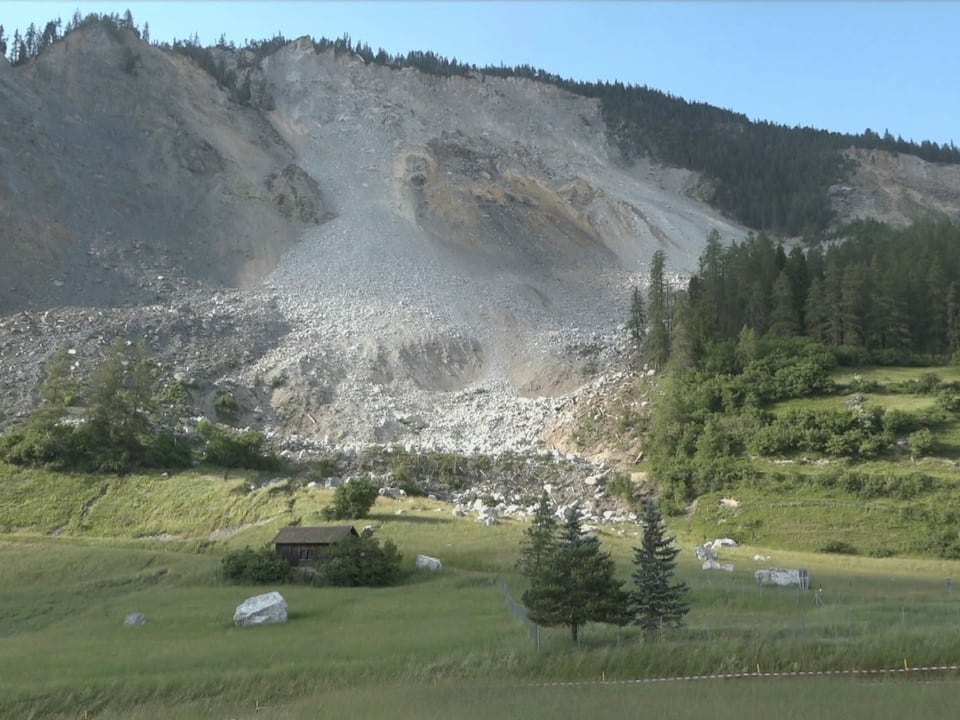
[935,391,960,414]
[0,424,87,469]
[313,534,404,587]
[321,477,379,520]
[397,478,427,497]
[882,409,916,435]
[214,392,240,422]
[818,539,858,555]
[607,472,638,507]
[221,546,290,584]
[908,428,935,459]
[913,373,943,394]
[198,421,278,470]
[143,431,194,469]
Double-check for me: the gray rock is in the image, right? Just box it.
[124,612,147,626]
[233,591,288,627]
[415,554,442,572]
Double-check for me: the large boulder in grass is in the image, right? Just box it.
[233,591,288,627]
[415,554,442,572]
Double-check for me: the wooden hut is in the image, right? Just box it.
[271,525,359,566]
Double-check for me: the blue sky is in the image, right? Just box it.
[2,2,957,146]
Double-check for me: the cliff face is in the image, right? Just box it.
[0,25,328,314]
[1,27,959,455]
[830,148,960,228]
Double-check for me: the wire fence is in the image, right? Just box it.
[499,578,540,650]
[533,662,960,686]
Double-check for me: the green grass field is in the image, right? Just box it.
[3,462,960,718]
[5,361,960,718]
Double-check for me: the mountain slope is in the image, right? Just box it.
[0,24,328,313]
[1,26,960,457]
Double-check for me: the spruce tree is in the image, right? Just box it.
[630,497,689,639]
[765,270,800,338]
[518,492,557,578]
[627,285,647,351]
[646,250,672,371]
[523,507,629,644]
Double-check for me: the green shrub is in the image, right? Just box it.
[321,477,379,520]
[214,392,240,422]
[914,373,943,394]
[909,428,935,459]
[198,421,278,470]
[935,391,960,414]
[302,455,338,481]
[313,534,404,587]
[924,531,960,560]
[818,539,858,555]
[143,431,194,469]
[397,478,427,497]
[882,409,916,435]
[606,472,638,507]
[221,546,290,584]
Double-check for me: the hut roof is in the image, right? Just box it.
[271,525,358,545]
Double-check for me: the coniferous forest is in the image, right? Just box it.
[675,219,960,366]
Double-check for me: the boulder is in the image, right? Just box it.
[123,612,147,626]
[711,537,738,549]
[694,544,718,562]
[702,559,735,571]
[755,568,809,589]
[233,591,288,627]
[415,554,442,572]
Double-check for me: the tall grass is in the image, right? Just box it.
[34,677,960,720]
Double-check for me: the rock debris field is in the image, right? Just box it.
[0,35,751,464]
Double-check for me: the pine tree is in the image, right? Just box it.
[84,340,157,471]
[947,282,960,355]
[697,229,726,339]
[803,275,828,343]
[627,285,647,351]
[646,250,672,371]
[630,497,689,639]
[34,347,74,427]
[766,270,800,338]
[523,507,629,644]
[518,492,557,578]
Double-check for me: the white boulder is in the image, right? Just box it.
[233,591,288,627]
[702,559,735,572]
[415,554,442,572]
[755,568,809,589]
[712,538,738,549]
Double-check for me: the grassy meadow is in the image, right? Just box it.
[3,457,960,718]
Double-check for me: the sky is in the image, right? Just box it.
[2,1,957,146]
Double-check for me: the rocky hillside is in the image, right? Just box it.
[2,25,959,462]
